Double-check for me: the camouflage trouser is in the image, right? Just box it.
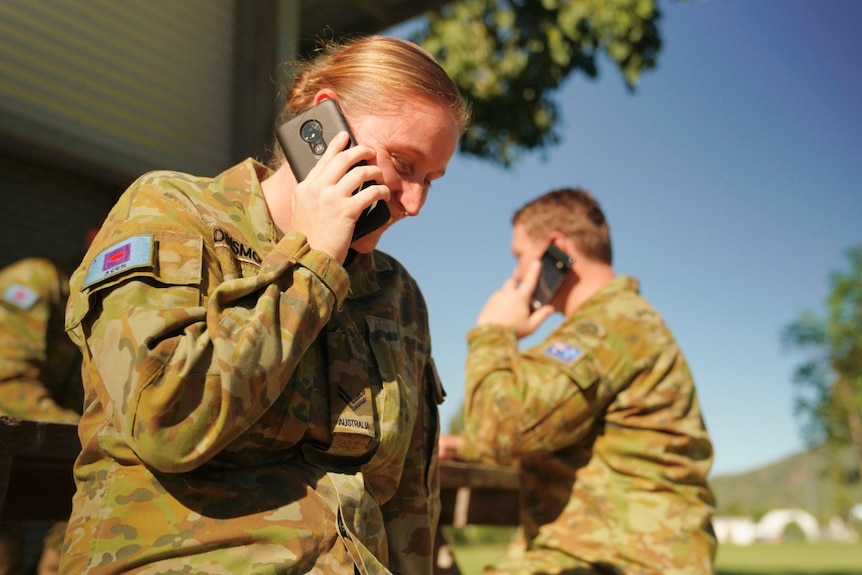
[484,546,612,575]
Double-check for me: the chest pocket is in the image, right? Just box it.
[364,316,418,471]
[320,316,418,468]
[324,322,380,459]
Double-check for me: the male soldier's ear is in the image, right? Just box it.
[547,231,573,259]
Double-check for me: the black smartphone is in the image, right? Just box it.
[530,243,573,311]
[276,99,390,241]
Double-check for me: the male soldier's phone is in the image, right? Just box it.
[530,243,573,311]
[276,99,390,241]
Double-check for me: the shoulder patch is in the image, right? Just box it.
[544,341,583,364]
[84,235,154,288]
[2,283,39,310]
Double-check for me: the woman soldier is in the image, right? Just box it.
[60,35,469,575]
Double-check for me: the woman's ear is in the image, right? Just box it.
[312,88,338,106]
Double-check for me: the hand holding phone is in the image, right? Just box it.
[476,248,565,338]
[277,99,391,241]
[530,244,573,311]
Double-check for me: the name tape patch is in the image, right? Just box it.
[84,235,154,288]
[2,283,39,310]
[544,341,582,364]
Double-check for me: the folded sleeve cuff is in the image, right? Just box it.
[261,231,350,307]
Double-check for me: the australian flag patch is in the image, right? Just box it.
[84,235,154,288]
[544,341,582,364]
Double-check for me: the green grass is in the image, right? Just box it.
[448,542,862,575]
[448,543,506,574]
[715,542,862,574]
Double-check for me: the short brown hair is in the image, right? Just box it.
[513,188,613,264]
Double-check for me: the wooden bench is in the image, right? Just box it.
[0,417,520,573]
[435,460,520,574]
[0,416,79,521]
[439,460,520,527]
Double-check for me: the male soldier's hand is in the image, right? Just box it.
[477,260,554,338]
[438,434,462,461]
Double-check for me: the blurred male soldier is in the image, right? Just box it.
[0,258,83,423]
[0,257,84,575]
[440,188,717,574]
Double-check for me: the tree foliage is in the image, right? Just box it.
[782,246,862,483]
[411,0,663,166]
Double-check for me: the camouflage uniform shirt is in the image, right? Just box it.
[61,159,443,574]
[460,276,716,574]
[0,258,82,423]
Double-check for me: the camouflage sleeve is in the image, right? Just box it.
[66,182,350,472]
[459,324,599,466]
[0,259,80,423]
[382,358,443,575]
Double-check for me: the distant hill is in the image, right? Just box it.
[710,444,862,519]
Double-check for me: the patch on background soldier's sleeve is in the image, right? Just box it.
[544,341,583,364]
[2,283,39,310]
[84,235,154,288]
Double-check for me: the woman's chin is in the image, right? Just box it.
[350,229,385,253]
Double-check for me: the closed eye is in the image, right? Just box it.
[392,154,411,175]
[393,154,432,191]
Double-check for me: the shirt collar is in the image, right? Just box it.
[345,251,395,298]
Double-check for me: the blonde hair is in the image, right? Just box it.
[281,35,469,132]
[514,188,613,265]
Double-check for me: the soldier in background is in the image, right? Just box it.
[440,188,717,574]
[0,227,97,574]
[0,258,82,424]
[0,257,85,575]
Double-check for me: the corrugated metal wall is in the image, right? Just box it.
[0,0,235,177]
[0,153,117,272]
[0,0,236,269]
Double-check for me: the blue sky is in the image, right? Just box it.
[381,0,862,477]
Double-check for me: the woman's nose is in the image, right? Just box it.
[397,180,427,217]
